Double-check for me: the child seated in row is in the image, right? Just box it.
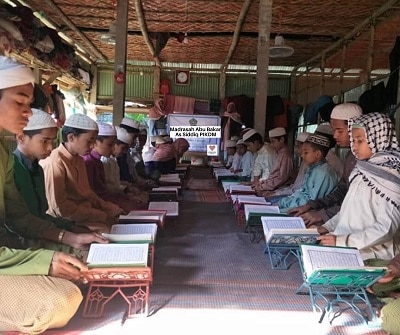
[231,139,252,182]
[83,123,147,212]
[317,112,400,261]
[224,140,237,169]
[12,108,106,252]
[40,114,123,232]
[277,134,339,211]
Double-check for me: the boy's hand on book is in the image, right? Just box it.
[49,252,88,281]
[301,211,323,227]
[63,231,109,250]
[317,234,336,246]
[287,204,311,216]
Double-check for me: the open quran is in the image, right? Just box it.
[261,216,318,244]
[102,223,157,244]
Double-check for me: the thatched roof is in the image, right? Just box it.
[7,0,400,73]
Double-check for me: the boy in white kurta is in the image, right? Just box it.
[318,113,400,261]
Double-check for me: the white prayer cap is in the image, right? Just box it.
[226,140,237,148]
[116,126,133,145]
[315,123,333,136]
[64,114,98,130]
[120,117,140,129]
[296,132,311,143]
[330,103,362,120]
[0,56,35,90]
[242,128,259,142]
[236,139,246,146]
[269,127,286,138]
[98,122,116,136]
[24,108,57,131]
[230,136,240,141]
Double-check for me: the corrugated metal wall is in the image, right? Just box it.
[97,70,290,101]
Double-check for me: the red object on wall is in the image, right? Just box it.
[160,79,170,95]
[114,72,125,84]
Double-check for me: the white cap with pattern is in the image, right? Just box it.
[98,123,117,136]
[24,108,57,131]
[64,114,98,130]
[116,126,133,145]
[120,117,140,129]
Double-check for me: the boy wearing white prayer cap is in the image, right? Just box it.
[13,108,107,244]
[0,57,89,333]
[40,114,123,233]
[83,123,147,212]
[255,127,294,194]
[288,103,363,226]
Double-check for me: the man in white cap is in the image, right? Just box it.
[242,129,276,186]
[231,139,252,181]
[288,103,363,225]
[41,114,123,232]
[13,108,107,248]
[255,127,294,193]
[0,57,85,333]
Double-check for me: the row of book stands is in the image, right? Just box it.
[211,162,386,326]
[80,165,189,319]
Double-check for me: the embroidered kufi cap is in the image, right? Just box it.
[24,108,57,130]
[268,127,286,138]
[0,56,35,90]
[296,132,311,143]
[226,140,237,148]
[330,103,362,120]
[242,129,259,142]
[306,134,331,148]
[64,114,98,130]
[315,123,333,136]
[116,126,133,145]
[120,117,140,130]
[98,123,116,136]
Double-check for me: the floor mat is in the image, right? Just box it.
[192,190,229,202]
[185,178,219,190]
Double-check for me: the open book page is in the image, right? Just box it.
[229,184,254,194]
[148,201,179,216]
[244,204,280,221]
[102,223,157,243]
[261,217,318,243]
[236,195,269,205]
[222,181,240,193]
[86,243,149,268]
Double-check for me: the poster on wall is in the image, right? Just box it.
[167,114,221,154]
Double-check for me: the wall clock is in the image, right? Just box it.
[175,70,190,85]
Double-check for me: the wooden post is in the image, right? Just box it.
[153,66,160,97]
[112,0,129,126]
[366,22,375,89]
[89,64,98,105]
[254,0,272,137]
[339,44,347,103]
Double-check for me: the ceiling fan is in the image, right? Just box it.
[100,22,116,45]
[269,35,294,58]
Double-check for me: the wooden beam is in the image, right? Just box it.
[112,0,129,126]
[292,0,400,74]
[134,0,162,67]
[221,0,253,71]
[254,0,272,137]
[42,0,108,62]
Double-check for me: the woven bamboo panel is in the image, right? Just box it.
[20,0,400,70]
